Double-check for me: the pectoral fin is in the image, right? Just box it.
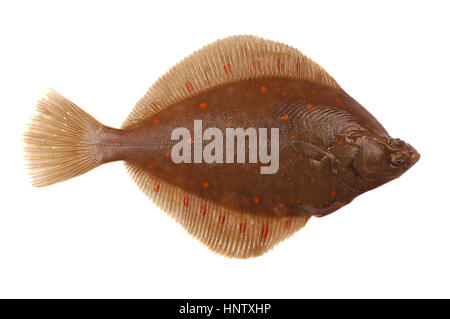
[291,140,341,175]
[291,140,330,161]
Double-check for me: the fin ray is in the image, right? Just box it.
[23,89,103,187]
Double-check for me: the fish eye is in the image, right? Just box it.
[390,153,407,166]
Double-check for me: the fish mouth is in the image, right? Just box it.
[409,150,420,165]
[407,145,420,167]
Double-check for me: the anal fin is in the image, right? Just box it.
[125,162,309,258]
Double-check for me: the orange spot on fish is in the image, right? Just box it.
[311,91,318,95]
[185,81,194,92]
[165,152,170,158]
[200,207,207,216]
[183,197,189,207]
[277,58,284,70]
[223,63,231,75]
[253,60,260,70]
[296,198,301,204]
[113,139,119,145]
[153,119,160,124]
[260,86,266,93]
[253,169,258,174]
[262,225,268,238]
[202,181,210,188]
[147,162,154,168]
[154,184,160,192]
[287,176,292,181]
[219,215,225,224]
[190,137,194,144]
[336,97,342,104]
[253,196,260,204]
[240,222,246,233]
[335,136,339,142]
[285,219,291,229]
[306,104,313,110]
[226,122,231,127]
[344,121,349,125]
[199,103,207,109]
[282,91,287,96]
[310,177,315,184]
[296,59,301,72]
[299,156,305,161]
[375,156,381,161]
[331,190,336,197]
[282,114,289,121]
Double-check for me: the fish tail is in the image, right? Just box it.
[23,89,104,187]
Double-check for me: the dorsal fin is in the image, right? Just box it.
[125,162,310,258]
[122,35,341,128]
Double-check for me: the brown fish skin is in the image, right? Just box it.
[23,35,420,258]
[97,78,419,218]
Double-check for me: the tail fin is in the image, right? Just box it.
[23,89,103,187]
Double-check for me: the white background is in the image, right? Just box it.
[1,0,449,298]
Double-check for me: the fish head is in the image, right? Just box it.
[331,131,420,191]
[351,133,420,187]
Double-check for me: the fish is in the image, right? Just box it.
[23,35,420,258]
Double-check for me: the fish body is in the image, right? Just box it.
[24,35,419,258]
